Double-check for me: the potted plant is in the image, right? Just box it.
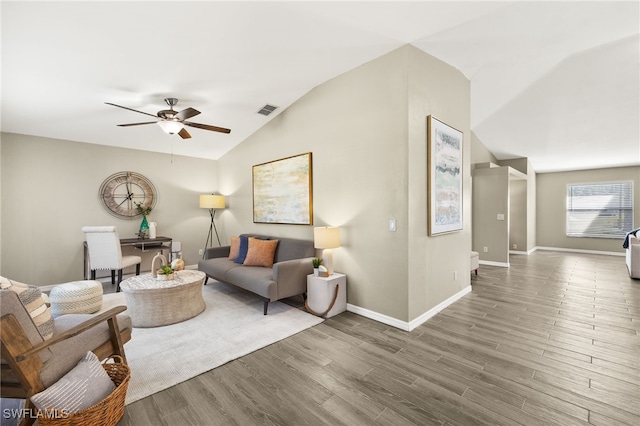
[135,202,153,238]
[156,264,175,281]
[312,258,322,276]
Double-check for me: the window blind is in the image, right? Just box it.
[566,181,634,238]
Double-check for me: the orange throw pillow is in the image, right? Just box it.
[243,238,279,267]
[228,236,240,261]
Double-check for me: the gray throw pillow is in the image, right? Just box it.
[30,351,116,414]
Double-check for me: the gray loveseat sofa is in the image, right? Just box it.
[197,234,315,314]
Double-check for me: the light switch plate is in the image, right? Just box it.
[389,219,397,232]
[497,213,505,220]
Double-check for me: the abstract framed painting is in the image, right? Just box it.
[427,115,463,236]
[252,152,313,225]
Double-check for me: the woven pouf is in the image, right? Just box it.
[49,280,103,317]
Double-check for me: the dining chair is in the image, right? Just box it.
[82,226,141,292]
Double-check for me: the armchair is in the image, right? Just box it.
[1,287,131,426]
[626,235,640,279]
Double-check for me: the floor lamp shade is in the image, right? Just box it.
[200,194,226,258]
[314,227,341,275]
[199,194,226,209]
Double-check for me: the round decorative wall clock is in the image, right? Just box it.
[99,171,157,219]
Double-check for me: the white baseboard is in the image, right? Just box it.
[346,304,411,330]
[509,247,537,255]
[479,260,510,268]
[347,285,472,332]
[535,246,624,257]
[407,286,472,331]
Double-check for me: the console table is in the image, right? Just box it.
[83,236,172,280]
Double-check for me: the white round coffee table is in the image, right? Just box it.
[119,270,206,327]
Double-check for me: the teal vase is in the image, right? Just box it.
[139,215,149,237]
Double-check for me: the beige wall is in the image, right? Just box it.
[510,179,527,251]
[218,46,410,321]
[499,158,536,251]
[470,132,497,165]
[527,166,537,251]
[406,46,471,321]
[537,166,640,253]
[472,158,537,260]
[218,45,470,323]
[1,133,218,285]
[499,158,528,174]
[472,167,510,264]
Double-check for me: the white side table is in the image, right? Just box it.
[306,273,347,318]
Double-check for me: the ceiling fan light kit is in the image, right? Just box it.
[106,97,231,139]
[157,120,184,135]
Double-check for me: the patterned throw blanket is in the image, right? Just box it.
[623,228,640,248]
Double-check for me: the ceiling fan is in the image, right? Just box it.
[105,97,231,139]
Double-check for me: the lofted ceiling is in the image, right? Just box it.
[2,1,638,173]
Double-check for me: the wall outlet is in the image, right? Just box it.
[483,247,488,252]
[497,213,505,221]
[512,244,517,249]
[198,249,204,255]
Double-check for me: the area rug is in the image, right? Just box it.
[100,282,323,405]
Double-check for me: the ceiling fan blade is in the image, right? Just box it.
[178,128,192,139]
[184,121,231,134]
[175,107,200,121]
[117,121,158,127]
[105,102,158,118]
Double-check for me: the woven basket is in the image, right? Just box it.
[37,355,130,426]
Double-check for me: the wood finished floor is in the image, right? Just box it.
[120,251,639,425]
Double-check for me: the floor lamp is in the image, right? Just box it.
[200,194,226,259]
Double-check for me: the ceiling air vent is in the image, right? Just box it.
[257,104,278,116]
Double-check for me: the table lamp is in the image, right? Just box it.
[314,227,341,275]
[200,194,226,258]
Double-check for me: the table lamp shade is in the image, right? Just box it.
[199,194,226,209]
[314,227,341,249]
[314,227,341,275]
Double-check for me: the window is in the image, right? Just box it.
[566,181,634,238]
